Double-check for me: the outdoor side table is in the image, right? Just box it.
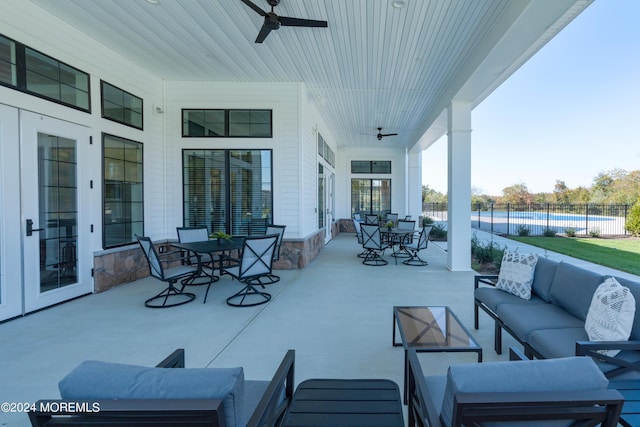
[281,378,404,427]
[393,306,482,403]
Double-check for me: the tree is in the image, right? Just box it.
[626,198,640,236]
[553,180,570,204]
[422,185,447,203]
[501,183,532,205]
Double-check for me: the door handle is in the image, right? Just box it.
[26,219,44,236]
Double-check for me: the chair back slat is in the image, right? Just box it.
[239,235,278,279]
[177,227,209,243]
[136,235,164,280]
[397,220,415,231]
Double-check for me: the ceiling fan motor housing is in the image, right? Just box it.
[267,0,280,6]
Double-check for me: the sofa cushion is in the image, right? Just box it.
[527,327,589,359]
[614,276,640,340]
[549,262,604,320]
[475,287,545,313]
[440,357,608,427]
[585,277,636,357]
[497,303,584,342]
[495,252,539,300]
[59,361,245,427]
[531,257,559,302]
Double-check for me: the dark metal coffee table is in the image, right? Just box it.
[393,306,482,402]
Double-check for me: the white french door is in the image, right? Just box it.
[324,172,335,243]
[0,104,22,321]
[21,111,92,313]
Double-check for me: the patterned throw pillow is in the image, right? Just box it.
[585,277,636,357]
[495,252,539,300]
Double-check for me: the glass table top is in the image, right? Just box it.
[394,306,480,350]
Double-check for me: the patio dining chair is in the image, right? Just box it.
[401,226,432,266]
[135,235,197,308]
[248,224,286,286]
[360,223,389,266]
[353,219,367,258]
[176,226,219,286]
[364,214,379,225]
[224,234,278,307]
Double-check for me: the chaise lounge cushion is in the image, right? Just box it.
[549,262,604,320]
[59,360,245,427]
[440,357,609,427]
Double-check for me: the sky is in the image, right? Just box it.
[422,0,640,196]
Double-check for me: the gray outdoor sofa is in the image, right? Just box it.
[29,348,294,427]
[474,257,640,379]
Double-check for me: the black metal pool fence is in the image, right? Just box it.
[423,203,631,236]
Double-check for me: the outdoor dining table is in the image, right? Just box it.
[380,227,416,261]
[171,236,245,303]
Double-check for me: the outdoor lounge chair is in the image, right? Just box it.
[406,347,624,427]
[136,235,197,308]
[360,223,389,266]
[401,226,432,266]
[29,348,295,427]
[224,234,278,307]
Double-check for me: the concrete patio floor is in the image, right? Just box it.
[1,230,638,426]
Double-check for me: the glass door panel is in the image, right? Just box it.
[22,111,92,313]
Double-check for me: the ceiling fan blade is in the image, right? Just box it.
[240,0,267,17]
[255,24,273,43]
[279,16,328,28]
[380,133,398,137]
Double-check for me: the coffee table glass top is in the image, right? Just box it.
[394,306,480,351]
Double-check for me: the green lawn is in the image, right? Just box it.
[508,236,640,276]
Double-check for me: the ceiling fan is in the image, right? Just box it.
[240,0,328,44]
[376,127,398,141]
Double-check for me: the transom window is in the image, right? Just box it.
[103,134,144,248]
[182,109,272,138]
[101,81,143,129]
[0,33,90,112]
[351,160,391,174]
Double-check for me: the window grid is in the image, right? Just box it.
[182,109,272,138]
[101,81,143,130]
[103,134,143,249]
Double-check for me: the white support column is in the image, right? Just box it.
[447,101,472,271]
[406,149,423,220]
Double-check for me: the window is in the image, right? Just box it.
[0,33,90,111]
[351,160,391,174]
[25,47,90,111]
[182,109,272,137]
[101,81,143,129]
[103,134,143,248]
[183,150,272,235]
[351,179,391,217]
[0,34,16,87]
[317,133,335,167]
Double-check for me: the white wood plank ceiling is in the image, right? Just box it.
[27,0,592,150]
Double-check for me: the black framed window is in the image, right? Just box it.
[351,178,391,217]
[103,134,143,248]
[183,149,272,235]
[182,109,272,138]
[0,33,90,112]
[101,81,143,129]
[351,160,391,174]
[0,34,17,87]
